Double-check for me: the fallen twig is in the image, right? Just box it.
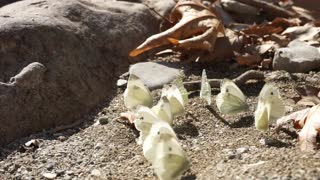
[183,70,264,91]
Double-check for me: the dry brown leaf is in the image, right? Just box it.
[242,17,300,37]
[129,0,224,58]
[276,108,310,131]
[120,112,136,124]
[276,105,320,151]
[299,105,320,151]
[293,85,320,107]
[235,52,261,66]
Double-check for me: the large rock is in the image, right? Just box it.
[272,40,320,73]
[0,0,160,145]
[0,0,20,7]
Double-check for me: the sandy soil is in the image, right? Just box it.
[1,60,320,180]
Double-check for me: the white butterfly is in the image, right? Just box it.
[143,122,189,180]
[143,121,178,162]
[255,83,285,131]
[161,78,188,117]
[134,106,163,144]
[216,79,248,114]
[124,74,153,109]
[152,139,189,180]
[200,69,211,105]
[151,96,173,125]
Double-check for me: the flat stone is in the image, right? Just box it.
[129,62,181,89]
[42,172,57,179]
[273,40,320,73]
[91,169,101,177]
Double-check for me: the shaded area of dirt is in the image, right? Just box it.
[0,58,320,179]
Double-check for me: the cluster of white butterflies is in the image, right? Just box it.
[124,74,190,180]
[200,69,285,131]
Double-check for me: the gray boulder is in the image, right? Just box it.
[0,0,160,145]
[273,40,320,73]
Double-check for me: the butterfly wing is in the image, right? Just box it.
[255,100,269,131]
[269,97,285,123]
[143,121,178,162]
[216,79,248,114]
[200,69,212,105]
[172,77,188,106]
[162,86,185,117]
[151,96,173,125]
[134,106,162,144]
[152,138,189,180]
[124,74,153,109]
[259,83,285,124]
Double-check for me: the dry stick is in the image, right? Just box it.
[183,70,264,91]
[236,0,296,18]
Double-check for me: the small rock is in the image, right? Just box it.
[129,62,180,89]
[98,117,109,125]
[236,147,249,155]
[57,136,66,141]
[55,169,65,176]
[259,138,278,146]
[66,170,74,175]
[25,139,39,147]
[63,175,72,180]
[273,40,320,73]
[117,79,127,87]
[95,142,103,150]
[91,169,101,177]
[46,163,54,170]
[42,172,57,179]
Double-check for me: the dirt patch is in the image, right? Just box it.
[0,55,320,179]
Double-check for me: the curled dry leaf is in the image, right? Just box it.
[120,111,136,124]
[293,85,320,107]
[299,105,320,151]
[242,17,300,37]
[276,105,320,151]
[235,52,261,66]
[129,0,224,59]
[276,108,310,132]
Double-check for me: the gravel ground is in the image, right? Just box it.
[1,60,320,180]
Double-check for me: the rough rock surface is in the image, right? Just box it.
[129,62,181,89]
[0,0,21,7]
[0,0,160,145]
[273,40,320,73]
